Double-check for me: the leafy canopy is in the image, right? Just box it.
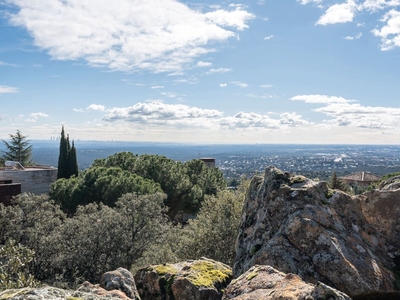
[0,130,33,166]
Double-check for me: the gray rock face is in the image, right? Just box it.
[233,166,400,297]
[100,267,140,300]
[222,265,351,300]
[134,257,232,300]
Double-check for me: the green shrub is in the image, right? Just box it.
[0,240,39,290]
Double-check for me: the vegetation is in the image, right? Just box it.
[328,171,350,193]
[0,130,33,167]
[57,126,78,179]
[58,151,226,217]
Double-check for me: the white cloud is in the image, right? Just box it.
[316,0,358,25]
[220,83,227,87]
[160,92,178,98]
[73,108,84,113]
[280,112,311,126]
[25,112,49,122]
[0,85,19,94]
[291,94,400,130]
[151,86,164,89]
[264,35,274,40]
[344,32,363,40]
[260,84,273,88]
[103,102,222,128]
[7,0,254,73]
[290,94,356,104]
[87,104,106,111]
[231,81,248,88]
[197,61,212,67]
[220,112,280,129]
[297,0,323,4]
[0,61,19,67]
[207,68,232,74]
[372,9,400,50]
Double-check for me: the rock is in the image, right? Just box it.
[0,284,129,299]
[222,265,351,299]
[233,166,400,298]
[134,257,232,300]
[100,268,140,299]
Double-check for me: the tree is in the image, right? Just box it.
[57,126,68,179]
[57,127,78,179]
[329,171,349,192]
[0,130,33,166]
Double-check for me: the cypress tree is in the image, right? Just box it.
[57,126,79,179]
[66,140,79,178]
[57,126,69,179]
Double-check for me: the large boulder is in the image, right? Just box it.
[134,257,232,300]
[222,265,351,300]
[233,166,400,298]
[100,267,140,299]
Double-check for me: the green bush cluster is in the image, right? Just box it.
[0,240,39,290]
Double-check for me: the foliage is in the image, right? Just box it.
[50,166,162,214]
[0,130,33,166]
[0,240,39,290]
[328,171,350,193]
[0,192,171,284]
[57,126,79,179]
[93,152,226,216]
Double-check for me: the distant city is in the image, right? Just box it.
[3,141,400,182]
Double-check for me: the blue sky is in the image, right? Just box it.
[1,0,400,144]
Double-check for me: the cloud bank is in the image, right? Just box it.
[6,0,254,73]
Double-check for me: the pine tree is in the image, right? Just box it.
[329,171,349,192]
[1,130,33,166]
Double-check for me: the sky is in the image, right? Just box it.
[1,0,400,144]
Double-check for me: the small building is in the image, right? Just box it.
[340,171,381,187]
[200,157,216,168]
[0,163,57,200]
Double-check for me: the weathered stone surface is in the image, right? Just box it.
[233,166,400,297]
[0,284,129,299]
[134,257,232,300]
[222,265,351,300]
[100,268,140,300]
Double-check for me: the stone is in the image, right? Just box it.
[233,166,400,298]
[222,265,351,300]
[134,257,232,300]
[100,268,140,300]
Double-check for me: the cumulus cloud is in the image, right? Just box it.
[7,0,254,73]
[73,108,84,112]
[297,0,323,4]
[280,112,311,126]
[220,112,280,129]
[231,81,248,88]
[103,102,223,128]
[316,0,358,25]
[291,94,400,130]
[344,32,363,40]
[197,61,212,67]
[0,85,19,94]
[25,112,48,122]
[87,104,106,111]
[220,83,227,87]
[372,9,400,50]
[207,68,232,74]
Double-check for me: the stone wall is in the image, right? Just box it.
[0,167,57,195]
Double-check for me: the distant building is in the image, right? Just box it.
[0,163,57,205]
[200,157,216,168]
[340,171,381,187]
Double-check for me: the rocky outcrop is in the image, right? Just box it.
[222,265,351,300]
[100,268,140,299]
[134,257,232,300]
[234,166,400,298]
[0,284,129,299]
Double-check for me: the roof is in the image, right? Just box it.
[340,171,381,182]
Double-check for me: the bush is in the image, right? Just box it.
[0,240,39,290]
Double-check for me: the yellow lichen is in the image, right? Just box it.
[154,264,178,276]
[187,261,232,287]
